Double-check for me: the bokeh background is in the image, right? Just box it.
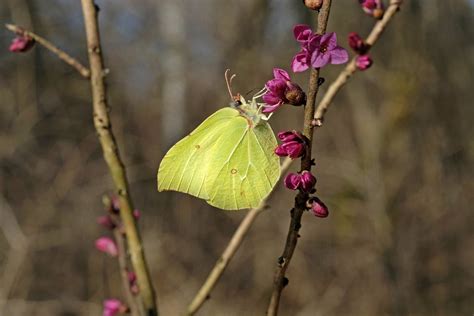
[1,1,473,315]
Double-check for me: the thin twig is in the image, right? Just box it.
[114,228,142,316]
[267,1,332,315]
[80,1,158,315]
[313,0,403,123]
[186,157,293,316]
[5,23,90,78]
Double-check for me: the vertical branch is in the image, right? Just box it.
[80,1,158,315]
[266,1,332,315]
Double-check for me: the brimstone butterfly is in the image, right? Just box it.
[157,89,280,210]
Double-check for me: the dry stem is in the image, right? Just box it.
[5,23,90,78]
[186,157,293,315]
[80,1,157,315]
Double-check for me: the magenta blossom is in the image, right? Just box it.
[291,25,348,72]
[309,197,329,218]
[9,35,35,53]
[359,0,384,19]
[356,55,373,70]
[348,32,369,54]
[262,68,305,113]
[103,299,126,316]
[95,237,118,257]
[275,131,307,159]
[310,32,349,68]
[284,171,316,193]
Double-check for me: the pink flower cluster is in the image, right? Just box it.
[291,25,348,72]
[283,170,329,218]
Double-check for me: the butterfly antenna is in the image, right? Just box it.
[225,69,237,101]
[254,87,267,99]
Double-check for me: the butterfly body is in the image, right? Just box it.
[157,98,280,210]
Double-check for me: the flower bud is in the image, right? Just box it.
[359,0,384,19]
[285,82,306,106]
[309,197,329,218]
[278,131,298,142]
[275,141,305,159]
[284,171,317,192]
[95,237,118,257]
[103,299,127,316]
[284,173,301,191]
[9,35,35,53]
[348,32,369,54]
[303,0,323,11]
[275,131,307,159]
[356,54,373,70]
[300,171,317,193]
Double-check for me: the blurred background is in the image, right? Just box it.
[1,0,473,315]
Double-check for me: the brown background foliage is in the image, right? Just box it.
[0,1,473,315]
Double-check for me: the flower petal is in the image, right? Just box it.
[329,46,349,64]
[263,93,282,106]
[311,51,330,68]
[265,78,286,93]
[273,68,290,81]
[293,24,312,43]
[262,102,282,113]
[291,51,309,72]
[322,32,337,50]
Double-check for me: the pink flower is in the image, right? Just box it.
[310,32,349,68]
[348,32,369,54]
[262,68,305,113]
[97,215,116,230]
[275,131,307,159]
[9,35,35,53]
[103,299,126,316]
[309,197,329,218]
[359,0,385,19]
[284,170,317,193]
[95,237,118,257]
[291,25,348,72]
[356,55,373,70]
